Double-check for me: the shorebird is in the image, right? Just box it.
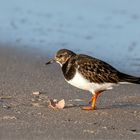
[46,49,140,110]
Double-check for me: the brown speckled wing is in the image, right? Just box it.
[76,54,120,83]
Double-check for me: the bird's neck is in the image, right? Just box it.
[62,56,76,81]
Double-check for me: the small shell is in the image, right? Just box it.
[49,99,57,108]
[49,99,65,109]
[56,99,65,109]
[32,91,41,95]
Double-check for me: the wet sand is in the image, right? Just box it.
[0,46,140,140]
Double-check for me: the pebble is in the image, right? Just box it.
[83,129,95,134]
[2,116,17,120]
[32,91,41,96]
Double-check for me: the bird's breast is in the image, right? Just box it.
[66,69,116,93]
[66,70,91,90]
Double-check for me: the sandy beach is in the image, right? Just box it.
[0,46,140,140]
[0,0,140,139]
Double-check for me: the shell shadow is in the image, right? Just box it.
[64,104,86,109]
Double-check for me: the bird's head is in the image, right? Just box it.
[46,49,76,66]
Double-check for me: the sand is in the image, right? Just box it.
[0,46,140,140]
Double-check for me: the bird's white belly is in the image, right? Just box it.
[66,70,115,93]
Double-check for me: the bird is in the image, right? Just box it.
[46,49,140,110]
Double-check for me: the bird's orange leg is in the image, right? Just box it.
[89,92,101,104]
[82,92,101,110]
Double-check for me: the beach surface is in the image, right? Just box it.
[0,46,140,140]
[0,0,140,139]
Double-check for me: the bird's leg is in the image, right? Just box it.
[89,92,101,104]
[82,92,101,110]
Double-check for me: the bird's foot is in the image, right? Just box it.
[82,106,95,111]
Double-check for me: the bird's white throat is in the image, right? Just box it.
[56,61,62,67]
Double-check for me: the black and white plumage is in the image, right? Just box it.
[46,49,140,110]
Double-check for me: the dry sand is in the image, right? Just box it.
[0,46,140,140]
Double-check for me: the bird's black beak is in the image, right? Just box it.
[46,59,55,65]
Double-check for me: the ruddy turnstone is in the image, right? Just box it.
[46,49,140,110]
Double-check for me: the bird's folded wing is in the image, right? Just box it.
[76,54,120,83]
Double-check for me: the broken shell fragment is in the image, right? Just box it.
[49,99,65,109]
[56,99,65,109]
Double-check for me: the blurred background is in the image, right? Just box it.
[0,0,140,74]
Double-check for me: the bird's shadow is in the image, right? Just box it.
[103,103,140,110]
[64,103,140,110]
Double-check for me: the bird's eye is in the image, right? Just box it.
[59,55,63,57]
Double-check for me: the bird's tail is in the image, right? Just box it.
[119,73,140,84]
